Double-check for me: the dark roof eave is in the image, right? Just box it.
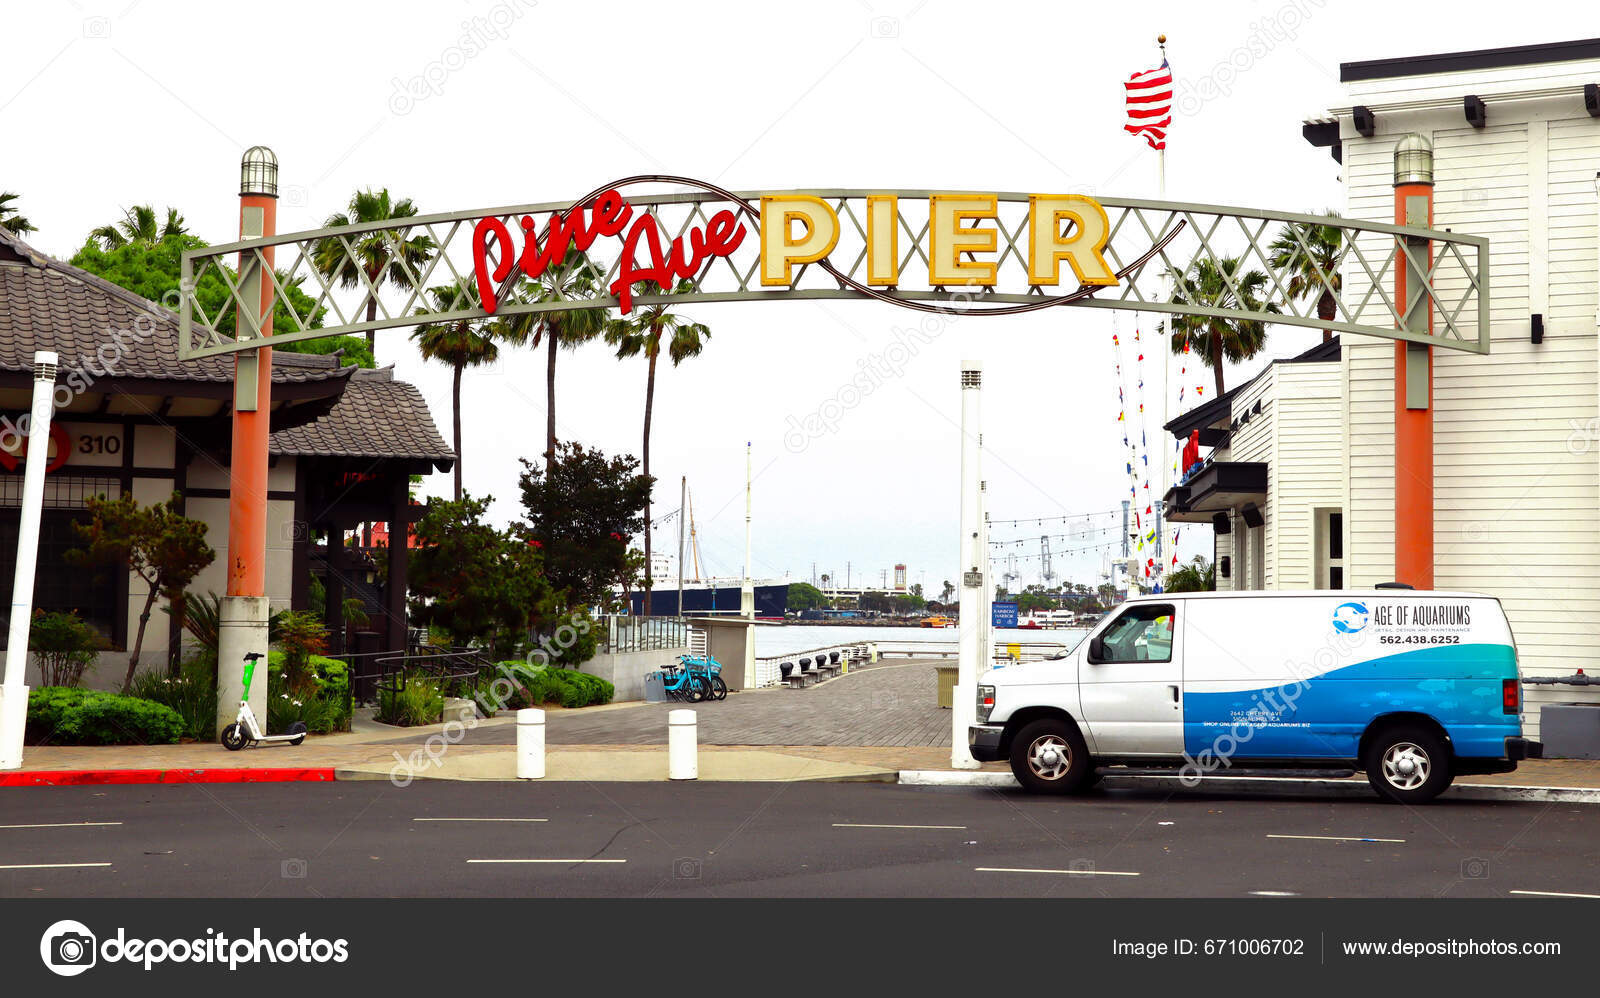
[1341,36,1600,83]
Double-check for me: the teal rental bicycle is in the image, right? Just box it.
[677,653,727,701]
[221,651,308,750]
[659,658,710,702]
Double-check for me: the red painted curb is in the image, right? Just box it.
[0,768,338,787]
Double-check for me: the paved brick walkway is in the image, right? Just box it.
[398,659,955,748]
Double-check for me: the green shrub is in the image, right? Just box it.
[265,651,352,734]
[25,687,183,745]
[376,674,445,727]
[129,658,218,741]
[496,661,613,709]
[267,687,341,735]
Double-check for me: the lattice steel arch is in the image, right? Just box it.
[177,178,1490,360]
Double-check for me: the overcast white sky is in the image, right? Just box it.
[1,0,1573,593]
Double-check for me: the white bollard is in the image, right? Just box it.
[517,708,545,780]
[668,709,697,780]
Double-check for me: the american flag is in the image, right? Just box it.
[1123,58,1172,150]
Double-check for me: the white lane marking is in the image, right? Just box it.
[413,818,548,823]
[975,867,1141,877]
[1509,889,1600,899]
[467,859,626,865]
[1267,834,1405,844]
[832,823,967,830]
[0,822,123,830]
[0,862,112,870]
[1250,890,1302,896]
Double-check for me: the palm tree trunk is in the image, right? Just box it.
[1319,291,1336,342]
[641,346,658,617]
[451,363,464,500]
[365,265,381,364]
[545,321,558,465]
[1210,330,1226,396]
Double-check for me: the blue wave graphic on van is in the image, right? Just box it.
[1182,643,1518,761]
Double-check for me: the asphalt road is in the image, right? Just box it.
[2,782,1597,898]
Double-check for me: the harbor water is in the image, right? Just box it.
[755,623,1090,659]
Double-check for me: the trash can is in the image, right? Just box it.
[643,671,668,703]
[935,665,958,709]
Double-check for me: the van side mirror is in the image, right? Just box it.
[1087,636,1104,662]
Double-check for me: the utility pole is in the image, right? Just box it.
[0,351,60,769]
[953,360,983,769]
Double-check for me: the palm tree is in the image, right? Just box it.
[90,205,187,249]
[0,191,35,236]
[1269,211,1344,342]
[311,188,436,363]
[1165,256,1279,396]
[496,247,608,464]
[411,284,499,500]
[605,278,710,617]
[1163,556,1216,593]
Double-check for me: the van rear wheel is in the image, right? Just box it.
[1009,719,1092,794]
[1365,724,1452,804]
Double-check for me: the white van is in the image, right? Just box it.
[967,590,1541,803]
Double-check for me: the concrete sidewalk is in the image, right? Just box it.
[7,697,1599,797]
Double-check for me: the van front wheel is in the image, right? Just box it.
[1365,725,1452,804]
[1009,719,1091,794]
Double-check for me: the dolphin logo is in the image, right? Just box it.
[1332,601,1369,634]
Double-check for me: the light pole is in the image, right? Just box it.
[0,351,60,770]
[952,360,983,769]
[216,146,277,738]
[1393,134,1435,589]
[741,441,756,687]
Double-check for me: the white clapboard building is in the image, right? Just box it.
[1169,37,1600,738]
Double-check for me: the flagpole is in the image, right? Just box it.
[1156,32,1170,588]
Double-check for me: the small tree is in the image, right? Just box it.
[518,442,652,608]
[274,610,329,696]
[68,492,215,693]
[408,494,554,658]
[28,610,105,687]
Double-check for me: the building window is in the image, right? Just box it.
[0,509,121,649]
[1315,507,1346,590]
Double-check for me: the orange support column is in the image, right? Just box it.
[216,147,278,738]
[228,183,276,596]
[1393,134,1434,589]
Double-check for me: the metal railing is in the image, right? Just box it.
[598,615,690,655]
[371,647,493,704]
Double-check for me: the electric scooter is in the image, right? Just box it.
[221,651,307,750]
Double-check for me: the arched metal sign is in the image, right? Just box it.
[177,175,1489,359]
